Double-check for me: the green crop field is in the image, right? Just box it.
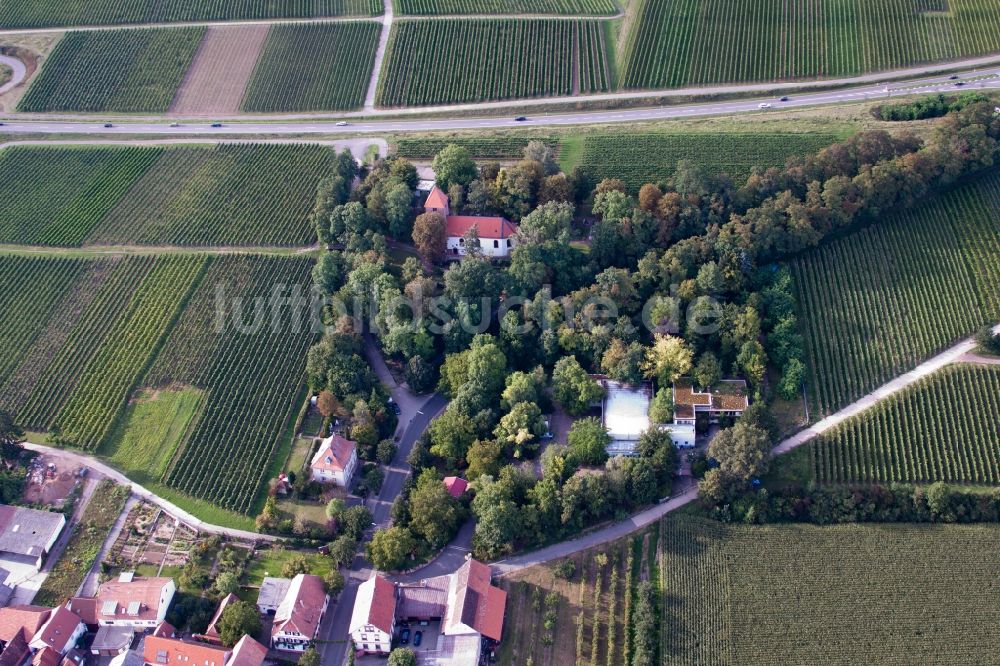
[810,365,1000,486]
[566,132,842,190]
[18,28,204,113]
[0,253,314,516]
[147,255,314,514]
[0,144,335,247]
[792,169,1000,416]
[241,22,380,112]
[377,19,609,106]
[502,513,1000,665]
[620,0,1000,89]
[395,136,558,158]
[0,0,381,29]
[393,0,617,15]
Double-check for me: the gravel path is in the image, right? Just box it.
[364,0,394,112]
[0,55,26,95]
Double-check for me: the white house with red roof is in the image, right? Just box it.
[425,186,518,259]
[270,574,329,652]
[69,573,175,630]
[28,606,85,656]
[309,434,358,487]
[349,575,395,656]
[442,477,468,499]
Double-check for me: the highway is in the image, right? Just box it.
[1,67,999,137]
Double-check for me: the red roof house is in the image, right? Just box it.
[227,635,269,666]
[443,477,468,498]
[444,559,506,642]
[0,606,51,645]
[143,633,231,666]
[310,435,358,487]
[271,574,329,652]
[424,186,517,259]
[348,575,396,655]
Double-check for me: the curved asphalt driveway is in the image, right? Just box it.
[0,55,26,95]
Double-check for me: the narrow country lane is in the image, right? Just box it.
[0,55,27,95]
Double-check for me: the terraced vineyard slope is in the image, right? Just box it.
[241,22,381,112]
[18,28,204,113]
[393,0,617,14]
[621,0,1000,89]
[378,19,609,106]
[0,0,381,29]
[810,365,1000,485]
[791,168,1000,415]
[567,132,842,191]
[659,515,1000,664]
[0,144,336,247]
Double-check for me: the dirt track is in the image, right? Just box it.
[169,25,270,116]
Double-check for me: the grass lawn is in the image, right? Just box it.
[100,387,205,484]
[285,437,317,476]
[245,548,333,585]
[147,483,256,533]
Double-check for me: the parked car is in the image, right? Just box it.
[400,629,410,645]
[413,631,423,647]
[391,402,401,416]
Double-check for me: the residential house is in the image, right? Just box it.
[270,575,328,652]
[201,594,238,644]
[0,506,65,570]
[348,575,395,656]
[0,606,51,647]
[141,622,267,666]
[424,186,518,259]
[442,477,467,499]
[29,606,85,656]
[309,435,358,488]
[226,636,268,666]
[70,574,175,630]
[667,378,749,448]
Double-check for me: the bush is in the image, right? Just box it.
[554,558,577,580]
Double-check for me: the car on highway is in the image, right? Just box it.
[211,122,223,127]
[400,629,410,645]
[954,81,965,86]
[514,116,527,121]
[0,122,4,126]
[413,631,423,647]
[103,123,113,128]
[336,121,349,126]
[949,75,960,80]
[779,96,790,102]
[757,103,772,109]
[169,122,179,127]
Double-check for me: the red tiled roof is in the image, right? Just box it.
[0,606,51,644]
[272,575,327,640]
[64,599,95,627]
[0,630,29,666]
[351,575,396,635]
[228,635,268,666]
[310,435,356,473]
[152,622,175,638]
[204,594,238,639]
[143,635,231,666]
[442,477,468,499]
[445,216,517,241]
[425,186,449,210]
[88,576,173,623]
[32,647,60,666]
[448,560,506,642]
[32,606,82,650]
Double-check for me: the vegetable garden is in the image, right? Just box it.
[810,365,1000,485]
[660,514,1000,664]
[377,19,609,106]
[569,132,841,191]
[241,22,380,112]
[394,0,617,15]
[0,0,381,29]
[620,0,1000,89]
[791,169,1000,416]
[0,144,335,247]
[18,27,204,113]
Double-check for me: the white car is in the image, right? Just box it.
[336,121,349,126]
[758,102,772,109]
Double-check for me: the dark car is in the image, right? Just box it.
[211,122,223,127]
[779,96,790,102]
[391,402,401,416]
[514,116,527,122]
[949,75,960,80]
[413,631,423,647]
[399,628,410,645]
[103,123,113,128]
[954,81,965,86]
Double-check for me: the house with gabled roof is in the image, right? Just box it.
[141,621,268,666]
[270,574,328,652]
[0,506,65,570]
[349,575,395,656]
[309,435,358,488]
[201,594,238,644]
[424,186,518,259]
[70,574,175,629]
[28,606,84,656]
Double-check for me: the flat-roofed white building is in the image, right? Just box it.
[595,378,651,456]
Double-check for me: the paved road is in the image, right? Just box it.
[492,322,1000,575]
[0,55,26,95]
[4,57,1000,129]
[18,442,276,542]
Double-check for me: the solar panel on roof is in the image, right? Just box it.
[101,601,118,616]
[126,601,141,616]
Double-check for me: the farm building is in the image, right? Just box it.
[424,186,518,259]
[672,378,749,426]
[0,505,66,571]
[309,434,358,487]
[269,574,329,652]
[349,558,506,664]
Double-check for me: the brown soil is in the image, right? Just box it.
[169,25,270,116]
